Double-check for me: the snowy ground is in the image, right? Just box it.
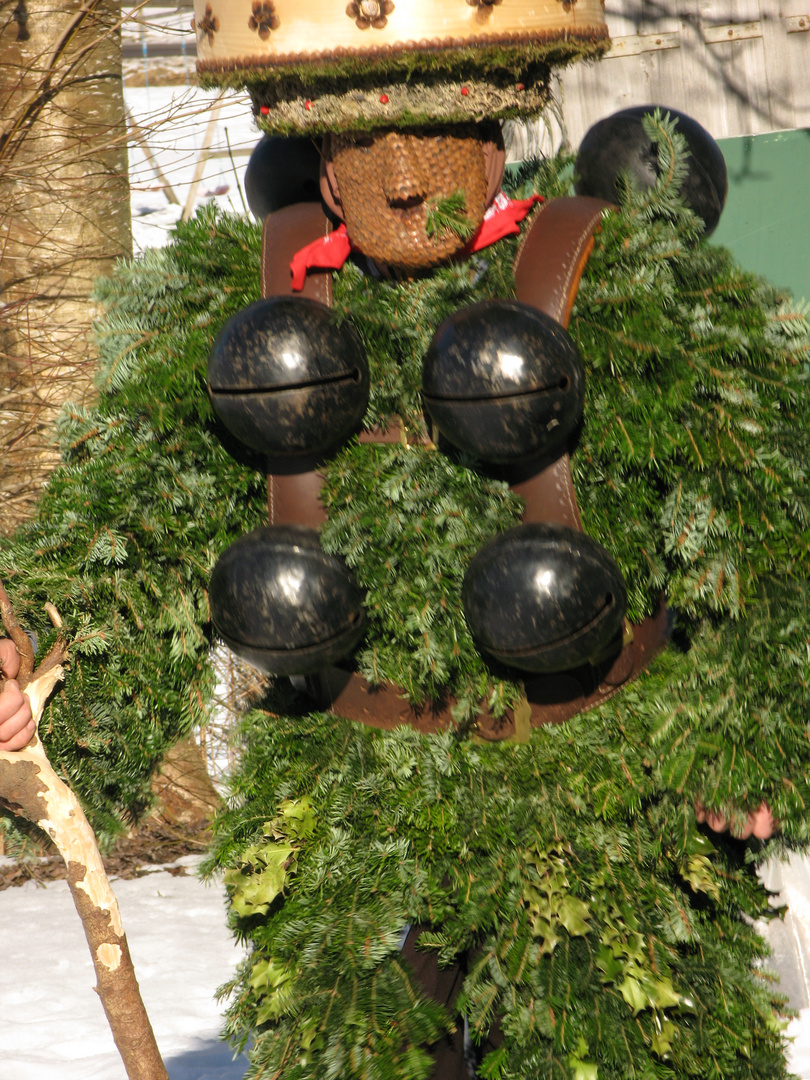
[0,855,248,1080]
[125,85,259,255]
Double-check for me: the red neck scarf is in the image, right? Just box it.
[290,192,543,292]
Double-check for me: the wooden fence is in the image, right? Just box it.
[560,1,810,144]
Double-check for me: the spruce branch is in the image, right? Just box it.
[424,190,476,242]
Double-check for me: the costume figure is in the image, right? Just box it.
[194,4,810,1078]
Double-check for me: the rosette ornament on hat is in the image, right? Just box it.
[193,0,609,135]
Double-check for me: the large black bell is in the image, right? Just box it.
[207,297,370,457]
[244,136,322,220]
[422,300,584,465]
[574,106,728,236]
[210,525,366,676]
[462,523,627,674]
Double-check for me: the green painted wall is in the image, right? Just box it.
[712,129,810,304]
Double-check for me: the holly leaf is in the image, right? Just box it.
[596,944,623,982]
[278,796,317,840]
[225,843,296,917]
[558,896,592,937]
[620,975,649,1015]
[650,1018,676,1056]
[651,976,681,1011]
[681,854,721,900]
[567,1035,599,1080]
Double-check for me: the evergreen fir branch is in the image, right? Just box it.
[0,207,268,843]
[320,442,524,715]
[424,190,476,241]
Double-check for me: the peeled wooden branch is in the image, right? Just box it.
[0,582,169,1080]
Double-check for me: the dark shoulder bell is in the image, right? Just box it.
[462,523,627,674]
[244,135,322,220]
[207,297,369,457]
[422,300,583,465]
[210,525,366,676]
[574,105,727,236]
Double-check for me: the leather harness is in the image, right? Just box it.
[259,197,671,739]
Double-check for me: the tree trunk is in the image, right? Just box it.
[0,0,131,531]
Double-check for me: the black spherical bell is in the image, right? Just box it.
[574,106,728,236]
[422,300,584,465]
[462,523,627,674]
[210,525,366,676]
[207,297,370,457]
[244,136,322,220]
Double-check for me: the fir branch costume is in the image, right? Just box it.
[198,4,808,1076]
[198,131,810,1078]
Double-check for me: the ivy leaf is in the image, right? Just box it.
[620,975,649,1015]
[558,896,592,937]
[650,1017,676,1056]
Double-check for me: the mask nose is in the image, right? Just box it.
[381,133,427,208]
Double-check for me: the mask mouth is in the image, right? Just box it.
[389,195,424,214]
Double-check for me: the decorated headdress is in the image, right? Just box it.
[193,0,609,135]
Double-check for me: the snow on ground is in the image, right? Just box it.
[125,85,259,255]
[0,855,248,1080]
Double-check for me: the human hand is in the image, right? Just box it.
[0,637,21,681]
[0,639,34,751]
[695,800,776,840]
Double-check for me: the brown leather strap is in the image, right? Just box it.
[268,470,327,528]
[261,202,333,305]
[511,454,583,529]
[521,596,672,726]
[514,196,610,327]
[262,205,336,523]
[306,597,670,740]
[511,197,611,530]
[509,196,670,728]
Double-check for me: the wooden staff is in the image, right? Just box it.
[0,579,169,1080]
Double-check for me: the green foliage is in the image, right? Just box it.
[207,708,795,1080]
[223,797,316,918]
[320,443,524,717]
[566,116,810,629]
[1,208,267,841]
[425,190,476,241]
[332,242,516,432]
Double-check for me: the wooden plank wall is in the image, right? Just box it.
[559,1,810,145]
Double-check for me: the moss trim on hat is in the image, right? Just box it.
[193,0,609,134]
